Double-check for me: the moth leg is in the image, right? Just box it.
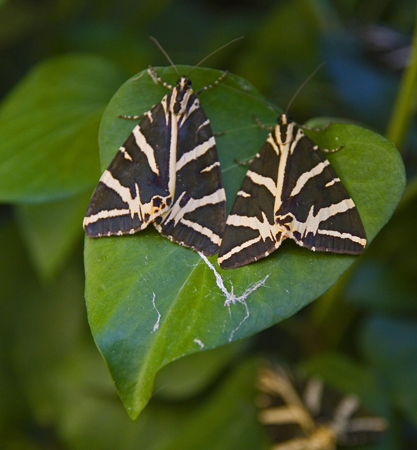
[300,122,343,153]
[118,113,144,120]
[234,157,254,166]
[300,122,332,132]
[196,70,229,95]
[320,145,344,153]
[147,65,174,90]
[213,131,225,137]
[253,115,274,131]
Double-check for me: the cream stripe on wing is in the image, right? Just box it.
[196,119,210,132]
[258,405,315,427]
[200,161,220,173]
[163,188,226,226]
[225,212,275,243]
[267,134,280,155]
[180,219,222,245]
[119,146,133,161]
[176,136,216,171]
[246,170,277,197]
[325,178,340,188]
[179,97,200,127]
[316,229,367,245]
[217,235,262,264]
[279,199,358,240]
[218,211,286,264]
[99,170,142,219]
[133,126,160,175]
[83,208,130,226]
[290,160,330,197]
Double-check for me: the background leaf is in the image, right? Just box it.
[153,339,248,400]
[0,53,126,202]
[84,66,405,418]
[360,316,417,426]
[14,191,91,280]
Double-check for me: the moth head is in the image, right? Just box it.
[177,76,192,90]
[277,114,291,126]
[173,77,194,115]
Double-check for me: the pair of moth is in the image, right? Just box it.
[83,45,367,269]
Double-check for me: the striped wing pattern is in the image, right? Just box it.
[218,114,366,269]
[83,76,226,256]
[83,99,173,237]
[256,365,388,450]
[217,135,286,269]
[154,93,226,255]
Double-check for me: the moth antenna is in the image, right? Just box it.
[149,36,180,77]
[285,62,326,115]
[187,36,244,77]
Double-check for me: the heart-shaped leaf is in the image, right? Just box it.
[85,66,405,418]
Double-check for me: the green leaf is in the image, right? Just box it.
[344,261,417,313]
[14,190,91,280]
[85,66,405,418]
[360,316,417,425]
[156,358,265,450]
[0,217,85,430]
[32,352,264,450]
[11,262,87,425]
[153,339,249,400]
[0,53,126,202]
[0,219,32,435]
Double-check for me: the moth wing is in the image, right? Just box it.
[337,411,388,446]
[307,375,388,446]
[83,97,173,237]
[276,132,367,254]
[257,364,387,449]
[257,365,319,447]
[154,98,226,256]
[218,138,285,269]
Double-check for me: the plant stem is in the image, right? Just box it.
[386,8,417,150]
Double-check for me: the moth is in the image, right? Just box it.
[256,364,388,450]
[218,114,367,269]
[83,37,242,256]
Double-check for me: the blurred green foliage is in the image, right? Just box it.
[0,0,416,449]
